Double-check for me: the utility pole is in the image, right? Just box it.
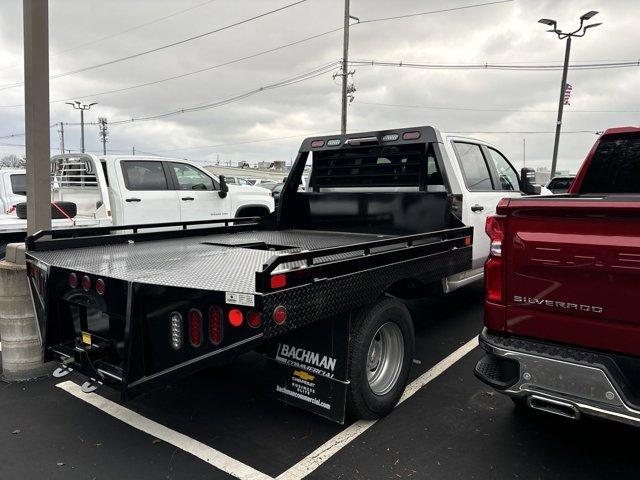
[340,0,350,135]
[66,100,97,153]
[98,117,108,155]
[132,146,135,156]
[523,138,526,168]
[338,0,359,135]
[23,0,51,234]
[58,121,65,154]
[538,11,601,177]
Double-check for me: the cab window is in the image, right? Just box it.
[121,161,168,191]
[171,162,215,191]
[485,148,520,191]
[453,142,493,191]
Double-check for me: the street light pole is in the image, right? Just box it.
[66,100,97,153]
[539,11,601,178]
[550,36,571,179]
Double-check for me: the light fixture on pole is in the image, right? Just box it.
[539,11,602,178]
[65,100,97,153]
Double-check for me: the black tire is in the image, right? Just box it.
[347,297,415,419]
[15,201,77,220]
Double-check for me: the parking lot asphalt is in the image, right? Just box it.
[1,282,638,480]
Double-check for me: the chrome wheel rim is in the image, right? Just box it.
[366,322,404,396]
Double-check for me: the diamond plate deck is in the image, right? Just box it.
[29,229,392,293]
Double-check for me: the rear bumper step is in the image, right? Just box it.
[476,329,640,427]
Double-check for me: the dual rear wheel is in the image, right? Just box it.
[347,297,415,419]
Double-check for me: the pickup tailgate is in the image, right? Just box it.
[503,197,640,356]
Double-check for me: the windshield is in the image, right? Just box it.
[581,134,640,193]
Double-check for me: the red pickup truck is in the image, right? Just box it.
[475,126,640,426]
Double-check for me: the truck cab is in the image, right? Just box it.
[0,169,26,213]
[0,155,274,255]
[436,132,544,291]
[100,156,274,225]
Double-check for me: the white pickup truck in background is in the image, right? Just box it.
[430,130,550,291]
[0,169,27,213]
[0,154,274,257]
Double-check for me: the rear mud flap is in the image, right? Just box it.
[265,315,349,424]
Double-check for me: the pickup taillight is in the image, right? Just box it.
[485,214,505,304]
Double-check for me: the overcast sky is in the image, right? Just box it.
[0,0,638,173]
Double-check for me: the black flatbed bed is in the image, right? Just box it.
[28,228,392,294]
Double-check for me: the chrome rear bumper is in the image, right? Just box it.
[476,329,640,427]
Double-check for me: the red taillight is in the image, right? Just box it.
[247,310,262,328]
[485,214,505,304]
[81,275,91,291]
[228,309,244,327]
[485,215,505,257]
[209,306,223,345]
[188,309,203,347]
[273,306,287,325]
[69,272,78,288]
[402,131,420,140]
[95,278,105,295]
[311,139,325,148]
[270,274,286,289]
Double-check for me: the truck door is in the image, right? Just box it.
[3,172,26,211]
[452,141,522,269]
[168,161,230,221]
[118,160,181,225]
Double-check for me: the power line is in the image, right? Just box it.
[0,62,336,139]
[64,61,340,126]
[53,0,221,57]
[0,0,517,97]
[448,130,598,134]
[0,29,345,108]
[0,0,311,91]
[0,123,58,140]
[356,100,640,114]
[2,0,222,74]
[357,0,513,25]
[349,59,640,72]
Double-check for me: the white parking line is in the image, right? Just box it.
[277,336,478,480]
[55,336,478,480]
[56,381,274,480]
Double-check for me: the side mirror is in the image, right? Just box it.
[520,168,541,195]
[218,175,229,198]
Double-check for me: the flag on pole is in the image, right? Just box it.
[563,83,573,105]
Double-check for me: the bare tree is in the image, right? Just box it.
[0,154,26,168]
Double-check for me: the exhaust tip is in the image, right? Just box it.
[526,395,580,420]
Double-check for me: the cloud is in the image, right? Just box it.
[0,0,638,172]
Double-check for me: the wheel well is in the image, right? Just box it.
[235,205,270,218]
